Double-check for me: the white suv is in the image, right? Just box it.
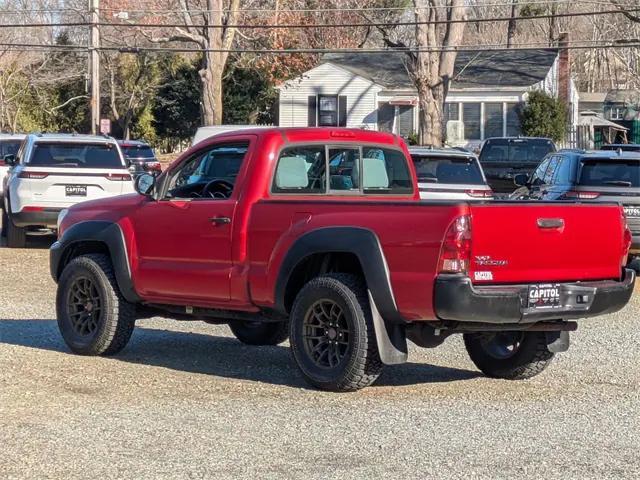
[2,134,134,247]
[0,133,26,198]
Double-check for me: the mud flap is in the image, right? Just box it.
[368,291,408,365]
[545,330,570,353]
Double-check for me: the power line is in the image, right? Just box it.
[1,6,638,30]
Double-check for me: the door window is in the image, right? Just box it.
[165,142,249,199]
[552,156,573,184]
[543,156,561,184]
[530,157,551,186]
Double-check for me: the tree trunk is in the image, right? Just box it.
[507,0,517,48]
[200,52,223,125]
[416,78,445,146]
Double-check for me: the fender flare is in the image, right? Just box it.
[50,220,141,303]
[274,227,408,365]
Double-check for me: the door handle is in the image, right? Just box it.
[210,216,231,225]
[537,218,564,229]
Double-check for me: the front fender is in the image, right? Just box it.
[50,220,141,303]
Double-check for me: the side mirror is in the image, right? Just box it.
[135,173,156,197]
[513,173,529,187]
[3,154,16,166]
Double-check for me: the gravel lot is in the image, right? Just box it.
[1,237,639,479]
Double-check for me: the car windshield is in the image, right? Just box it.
[122,145,155,160]
[579,159,640,187]
[0,140,22,157]
[479,139,555,163]
[28,142,123,168]
[412,155,485,185]
[600,144,640,152]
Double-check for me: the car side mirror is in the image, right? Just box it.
[135,173,156,197]
[513,173,529,187]
[3,154,16,166]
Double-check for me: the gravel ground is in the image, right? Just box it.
[1,237,639,479]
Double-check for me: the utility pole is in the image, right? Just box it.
[89,0,100,134]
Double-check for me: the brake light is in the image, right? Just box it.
[144,162,162,172]
[622,208,632,267]
[22,206,44,212]
[465,189,493,198]
[563,190,600,200]
[105,172,132,181]
[0,159,5,166]
[438,215,472,274]
[18,171,49,179]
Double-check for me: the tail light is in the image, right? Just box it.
[105,172,132,181]
[144,162,162,173]
[438,215,472,274]
[465,189,493,198]
[622,208,632,267]
[0,159,5,166]
[18,171,49,179]
[22,206,44,212]
[563,190,600,200]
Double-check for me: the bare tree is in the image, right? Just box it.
[506,0,517,47]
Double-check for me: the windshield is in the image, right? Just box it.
[412,155,485,185]
[122,145,155,160]
[479,139,555,163]
[0,140,22,157]
[579,159,640,187]
[28,143,123,168]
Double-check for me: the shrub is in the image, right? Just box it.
[519,90,567,143]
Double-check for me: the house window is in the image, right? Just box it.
[397,105,414,138]
[444,103,459,122]
[318,95,338,126]
[506,102,522,136]
[377,102,395,133]
[484,103,503,138]
[610,106,624,120]
[463,103,481,140]
[377,103,415,138]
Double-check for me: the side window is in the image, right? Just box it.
[543,155,561,184]
[272,146,326,194]
[328,147,360,192]
[553,156,573,184]
[165,142,249,199]
[361,147,412,194]
[531,157,551,186]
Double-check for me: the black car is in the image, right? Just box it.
[117,140,161,177]
[511,149,640,259]
[600,144,640,152]
[478,137,556,194]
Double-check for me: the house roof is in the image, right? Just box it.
[604,89,640,104]
[321,49,558,90]
[579,92,607,103]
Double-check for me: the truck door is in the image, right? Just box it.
[131,137,254,303]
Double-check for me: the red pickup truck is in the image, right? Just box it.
[51,128,635,391]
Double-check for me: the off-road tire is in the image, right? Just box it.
[464,331,554,380]
[229,320,289,345]
[289,273,383,392]
[56,254,136,356]
[6,211,26,248]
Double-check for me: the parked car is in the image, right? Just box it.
[511,149,640,261]
[0,133,26,198]
[117,140,161,177]
[600,143,640,152]
[409,146,493,200]
[51,127,634,392]
[478,137,556,194]
[2,134,134,247]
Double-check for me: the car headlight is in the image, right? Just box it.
[57,208,69,230]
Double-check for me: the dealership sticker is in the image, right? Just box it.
[474,271,493,281]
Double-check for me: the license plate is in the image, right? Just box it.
[65,185,87,196]
[624,206,640,218]
[528,284,562,309]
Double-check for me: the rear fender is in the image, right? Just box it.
[50,220,141,303]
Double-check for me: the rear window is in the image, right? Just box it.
[122,145,155,160]
[28,143,123,168]
[411,155,484,185]
[579,159,640,187]
[479,138,555,163]
[0,140,22,157]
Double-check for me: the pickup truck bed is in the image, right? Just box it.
[50,127,634,391]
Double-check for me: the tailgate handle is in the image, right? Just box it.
[537,218,564,229]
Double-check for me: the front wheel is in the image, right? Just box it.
[463,331,554,380]
[228,320,289,346]
[56,254,136,356]
[6,212,26,248]
[289,273,383,392]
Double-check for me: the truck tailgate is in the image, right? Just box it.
[469,203,625,284]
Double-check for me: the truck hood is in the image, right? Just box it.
[63,193,147,227]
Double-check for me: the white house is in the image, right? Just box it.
[277,47,578,146]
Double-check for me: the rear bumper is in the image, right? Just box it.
[434,270,635,324]
[12,208,61,228]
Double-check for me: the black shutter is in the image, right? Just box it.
[307,95,317,126]
[338,95,347,127]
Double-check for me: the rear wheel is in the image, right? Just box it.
[228,320,289,346]
[289,273,383,392]
[6,212,26,248]
[463,331,554,380]
[56,254,136,355]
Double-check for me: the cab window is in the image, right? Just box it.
[272,146,326,194]
[361,147,412,194]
